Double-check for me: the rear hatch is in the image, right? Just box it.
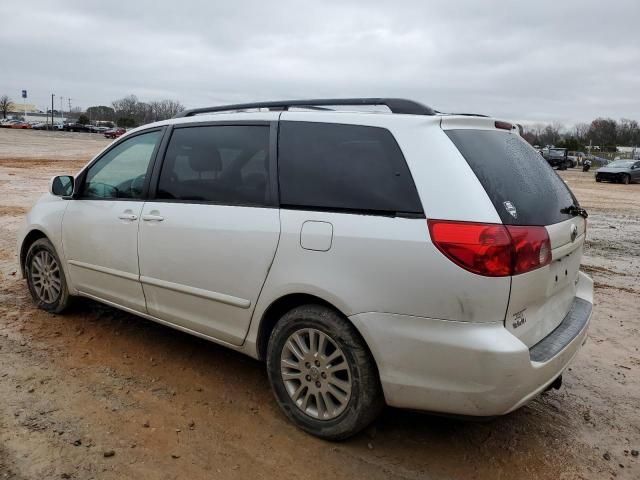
[443,121,586,348]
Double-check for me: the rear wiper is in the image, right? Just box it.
[561,205,588,218]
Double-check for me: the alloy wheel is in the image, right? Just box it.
[280,328,352,420]
[30,250,62,304]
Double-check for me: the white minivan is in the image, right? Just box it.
[18,98,593,439]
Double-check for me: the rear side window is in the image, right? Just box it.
[446,129,577,226]
[278,121,423,215]
[157,125,272,206]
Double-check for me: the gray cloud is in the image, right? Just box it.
[1,0,639,125]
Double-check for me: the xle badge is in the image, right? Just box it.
[512,309,527,329]
[503,201,518,219]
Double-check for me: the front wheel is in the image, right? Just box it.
[266,304,383,440]
[25,238,71,313]
[621,174,630,185]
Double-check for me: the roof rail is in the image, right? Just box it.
[445,112,490,118]
[173,98,436,118]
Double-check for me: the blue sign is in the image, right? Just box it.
[22,90,27,99]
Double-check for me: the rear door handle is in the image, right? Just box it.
[118,213,138,221]
[142,214,164,222]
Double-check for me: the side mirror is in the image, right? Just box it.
[49,175,74,197]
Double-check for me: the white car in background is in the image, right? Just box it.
[17,98,593,439]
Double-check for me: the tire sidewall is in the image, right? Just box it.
[266,305,381,440]
[25,238,69,313]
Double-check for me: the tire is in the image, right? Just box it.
[25,238,71,313]
[266,304,383,440]
[595,176,601,182]
[622,174,630,185]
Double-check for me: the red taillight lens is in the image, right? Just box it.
[506,225,551,274]
[427,220,551,277]
[427,221,512,276]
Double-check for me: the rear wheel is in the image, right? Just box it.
[621,174,630,185]
[25,238,70,313]
[595,176,602,182]
[266,304,383,440]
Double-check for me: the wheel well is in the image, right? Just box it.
[20,230,47,275]
[256,293,342,361]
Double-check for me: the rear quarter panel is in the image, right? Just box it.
[245,114,512,354]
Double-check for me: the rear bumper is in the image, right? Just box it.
[350,271,593,416]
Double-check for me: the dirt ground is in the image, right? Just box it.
[0,128,638,480]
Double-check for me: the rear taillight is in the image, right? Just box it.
[427,220,551,277]
[506,225,552,274]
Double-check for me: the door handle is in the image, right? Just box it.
[118,213,138,221]
[142,214,164,222]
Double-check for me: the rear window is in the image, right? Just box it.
[278,121,423,215]
[446,129,577,226]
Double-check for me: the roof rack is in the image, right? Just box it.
[445,112,489,118]
[173,98,436,118]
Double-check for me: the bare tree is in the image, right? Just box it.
[573,123,590,144]
[112,95,185,126]
[588,118,617,149]
[540,123,562,146]
[617,118,640,146]
[0,95,13,119]
[112,95,141,121]
[148,99,185,121]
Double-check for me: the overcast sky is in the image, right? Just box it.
[1,0,638,126]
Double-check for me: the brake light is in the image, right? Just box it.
[494,120,513,131]
[427,220,551,277]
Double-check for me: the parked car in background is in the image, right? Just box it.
[63,122,91,133]
[544,148,570,169]
[1,120,21,128]
[10,121,31,129]
[103,127,126,139]
[595,159,640,184]
[18,98,593,440]
[88,125,110,133]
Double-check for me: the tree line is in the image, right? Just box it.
[80,95,185,127]
[522,118,640,151]
[0,92,184,127]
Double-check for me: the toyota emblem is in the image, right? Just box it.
[570,224,578,242]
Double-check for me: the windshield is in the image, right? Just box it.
[549,149,566,155]
[607,160,634,168]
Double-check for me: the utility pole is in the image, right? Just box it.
[22,90,28,122]
[51,94,55,130]
[60,96,64,124]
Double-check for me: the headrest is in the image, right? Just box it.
[187,145,222,172]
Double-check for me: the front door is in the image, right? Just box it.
[62,129,163,312]
[138,123,280,345]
